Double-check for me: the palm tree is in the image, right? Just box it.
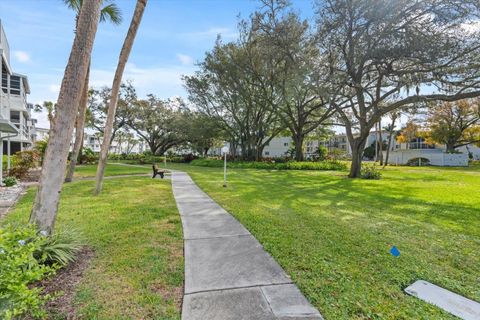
[65,0,122,183]
[95,0,147,194]
[30,0,102,233]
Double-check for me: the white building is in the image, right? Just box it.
[34,127,49,142]
[0,20,36,155]
[263,136,291,157]
[83,132,147,154]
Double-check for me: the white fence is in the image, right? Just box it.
[386,149,468,166]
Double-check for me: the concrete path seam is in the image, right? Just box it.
[171,171,323,320]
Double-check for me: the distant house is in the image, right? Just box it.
[34,127,49,142]
[82,133,147,154]
[208,131,478,166]
[386,138,472,166]
[1,20,37,154]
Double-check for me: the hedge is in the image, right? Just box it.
[190,159,347,171]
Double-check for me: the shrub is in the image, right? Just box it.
[406,157,431,166]
[190,159,347,171]
[9,150,39,180]
[326,149,350,161]
[34,139,48,165]
[79,147,97,164]
[317,145,328,161]
[2,176,17,187]
[35,228,84,266]
[360,164,382,179]
[0,225,56,319]
[183,153,198,163]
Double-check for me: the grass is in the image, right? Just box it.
[165,162,480,320]
[73,163,151,178]
[3,175,183,320]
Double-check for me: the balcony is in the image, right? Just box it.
[406,142,436,150]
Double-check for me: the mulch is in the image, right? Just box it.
[37,247,95,319]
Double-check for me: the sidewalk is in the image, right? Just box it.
[172,171,323,320]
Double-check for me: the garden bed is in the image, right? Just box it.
[190,158,347,171]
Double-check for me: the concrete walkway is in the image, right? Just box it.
[172,171,323,320]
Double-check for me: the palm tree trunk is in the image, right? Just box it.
[65,62,90,183]
[378,120,383,165]
[30,0,101,233]
[95,0,147,194]
[384,115,397,167]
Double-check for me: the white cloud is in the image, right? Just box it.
[48,84,60,94]
[181,27,238,40]
[176,54,194,66]
[89,63,196,99]
[13,50,30,63]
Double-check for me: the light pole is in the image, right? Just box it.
[221,146,229,187]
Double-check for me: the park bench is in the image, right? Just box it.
[152,164,165,179]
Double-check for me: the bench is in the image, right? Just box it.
[152,164,165,179]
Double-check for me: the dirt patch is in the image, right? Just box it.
[151,284,183,310]
[39,247,95,319]
[21,168,41,183]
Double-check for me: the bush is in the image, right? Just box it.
[183,153,198,163]
[317,145,328,161]
[0,225,57,319]
[406,157,430,166]
[190,159,347,171]
[2,176,17,187]
[10,150,39,180]
[360,164,382,179]
[34,139,48,165]
[79,147,97,164]
[35,228,84,266]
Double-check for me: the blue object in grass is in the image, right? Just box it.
[390,246,400,257]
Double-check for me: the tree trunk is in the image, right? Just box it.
[65,63,90,183]
[95,0,147,195]
[378,120,383,165]
[446,143,456,153]
[78,134,84,164]
[384,115,397,167]
[348,137,368,178]
[29,0,101,233]
[293,134,304,161]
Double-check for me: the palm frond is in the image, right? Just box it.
[62,0,82,13]
[100,3,123,25]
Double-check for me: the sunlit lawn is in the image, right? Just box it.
[4,176,183,320]
[73,162,151,178]
[166,162,480,320]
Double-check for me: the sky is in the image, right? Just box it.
[0,0,317,129]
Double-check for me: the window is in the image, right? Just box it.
[10,75,21,95]
[265,151,270,156]
[1,72,7,93]
[10,110,20,123]
[284,142,288,147]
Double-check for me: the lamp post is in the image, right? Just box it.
[221,145,229,187]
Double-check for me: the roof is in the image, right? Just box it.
[0,119,19,134]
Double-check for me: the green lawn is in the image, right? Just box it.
[3,176,183,320]
[73,163,151,178]
[166,162,480,320]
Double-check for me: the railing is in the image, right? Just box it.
[10,121,30,141]
[407,142,436,149]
